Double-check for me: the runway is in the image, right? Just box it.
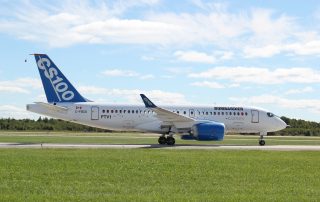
[0,142,319,151]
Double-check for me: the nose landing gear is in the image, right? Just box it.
[259,139,265,146]
[259,132,266,146]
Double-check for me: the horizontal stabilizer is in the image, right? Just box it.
[35,102,69,113]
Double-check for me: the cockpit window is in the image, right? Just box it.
[267,112,274,117]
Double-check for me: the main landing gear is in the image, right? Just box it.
[259,133,266,146]
[158,134,175,146]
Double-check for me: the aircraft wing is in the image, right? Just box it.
[140,94,194,124]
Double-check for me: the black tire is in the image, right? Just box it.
[259,140,265,146]
[166,137,175,145]
[158,136,167,145]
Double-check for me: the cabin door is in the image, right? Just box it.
[91,106,99,120]
[251,110,259,123]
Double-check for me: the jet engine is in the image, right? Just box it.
[186,122,225,141]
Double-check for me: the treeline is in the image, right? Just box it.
[0,117,110,132]
[0,116,319,136]
[273,116,320,136]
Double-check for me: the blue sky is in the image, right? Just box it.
[0,0,320,122]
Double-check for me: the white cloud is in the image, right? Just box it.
[243,44,282,58]
[78,86,189,105]
[243,40,320,58]
[102,69,139,77]
[0,1,319,59]
[0,105,39,119]
[285,87,314,95]
[174,50,234,64]
[139,74,154,80]
[286,40,320,56]
[215,50,234,60]
[1,0,316,59]
[229,94,320,114]
[0,78,41,94]
[174,51,216,64]
[102,69,154,80]
[0,86,29,94]
[189,67,320,84]
[191,81,225,89]
[0,1,174,47]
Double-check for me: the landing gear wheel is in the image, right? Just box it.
[259,139,265,146]
[158,136,167,145]
[166,136,175,146]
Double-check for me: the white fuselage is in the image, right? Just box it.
[27,102,287,135]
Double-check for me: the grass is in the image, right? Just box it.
[0,149,319,201]
[0,131,320,145]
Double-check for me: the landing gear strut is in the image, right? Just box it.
[259,133,266,146]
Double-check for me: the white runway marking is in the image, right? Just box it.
[0,143,319,151]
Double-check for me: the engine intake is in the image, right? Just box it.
[191,122,225,141]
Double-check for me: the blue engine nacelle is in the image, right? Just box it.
[190,122,225,141]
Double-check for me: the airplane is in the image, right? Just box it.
[26,54,287,146]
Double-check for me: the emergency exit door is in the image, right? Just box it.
[189,109,195,118]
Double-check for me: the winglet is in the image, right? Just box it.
[140,94,157,108]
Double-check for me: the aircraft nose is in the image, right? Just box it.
[277,118,287,130]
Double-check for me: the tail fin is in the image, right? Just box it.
[33,54,88,103]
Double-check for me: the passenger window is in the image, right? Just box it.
[128,110,130,114]
[222,112,224,115]
[115,110,118,113]
[206,112,208,115]
[111,110,113,113]
[214,112,216,115]
[229,112,232,115]
[119,110,122,114]
[245,112,248,116]
[234,112,236,115]
[218,112,220,115]
[132,110,134,114]
[106,110,109,113]
[102,110,105,113]
[191,111,194,115]
[177,111,179,114]
[237,112,240,116]
[184,111,186,115]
